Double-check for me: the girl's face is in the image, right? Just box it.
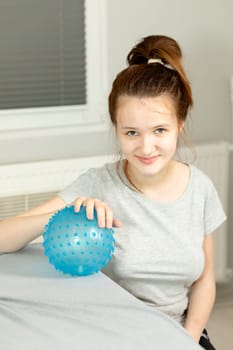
[116,95,183,177]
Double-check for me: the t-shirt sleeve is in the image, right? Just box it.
[58,168,96,205]
[204,179,227,235]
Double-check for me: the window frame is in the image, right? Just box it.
[0,0,108,137]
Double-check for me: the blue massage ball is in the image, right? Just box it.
[42,205,115,276]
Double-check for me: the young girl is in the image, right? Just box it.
[0,35,226,349]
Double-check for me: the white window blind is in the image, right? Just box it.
[0,0,86,109]
[0,0,107,135]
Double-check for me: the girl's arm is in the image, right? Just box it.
[184,234,216,342]
[0,195,66,253]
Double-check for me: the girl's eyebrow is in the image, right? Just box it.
[120,126,137,129]
[120,124,170,130]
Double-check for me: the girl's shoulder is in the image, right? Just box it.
[188,163,217,193]
[189,163,213,182]
[75,160,122,186]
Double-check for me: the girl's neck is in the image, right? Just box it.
[124,159,190,203]
[124,159,173,193]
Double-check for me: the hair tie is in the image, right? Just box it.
[147,58,174,70]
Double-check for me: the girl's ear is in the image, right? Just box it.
[178,122,185,135]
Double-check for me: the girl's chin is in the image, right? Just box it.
[132,157,170,175]
[134,162,161,175]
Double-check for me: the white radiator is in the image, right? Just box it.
[0,142,231,282]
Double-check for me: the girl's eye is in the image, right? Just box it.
[126,130,138,136]
[155,128,166,134]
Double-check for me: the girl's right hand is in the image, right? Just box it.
[73,197,122,229]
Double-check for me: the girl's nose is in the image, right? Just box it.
[140,135,156,155]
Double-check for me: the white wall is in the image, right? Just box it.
[0,0,233,274]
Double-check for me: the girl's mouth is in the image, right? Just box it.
[135,155,160,164]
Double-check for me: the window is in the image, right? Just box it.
[0,0,108,135]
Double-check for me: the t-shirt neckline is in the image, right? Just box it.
[116,160,194,207]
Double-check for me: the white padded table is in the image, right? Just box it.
[0,244,201,350]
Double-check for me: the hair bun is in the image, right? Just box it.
[127,35,182,66]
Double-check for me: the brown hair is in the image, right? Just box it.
[108,35,193,125]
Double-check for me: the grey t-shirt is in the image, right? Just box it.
[58,161,226,323]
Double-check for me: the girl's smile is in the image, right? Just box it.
[135,155,160,165]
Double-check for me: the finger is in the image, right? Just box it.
[113,218,123,228]
[105,206,113,229]
[95,203,106,228]
[73,197,87,212]
[85,199,96,220]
